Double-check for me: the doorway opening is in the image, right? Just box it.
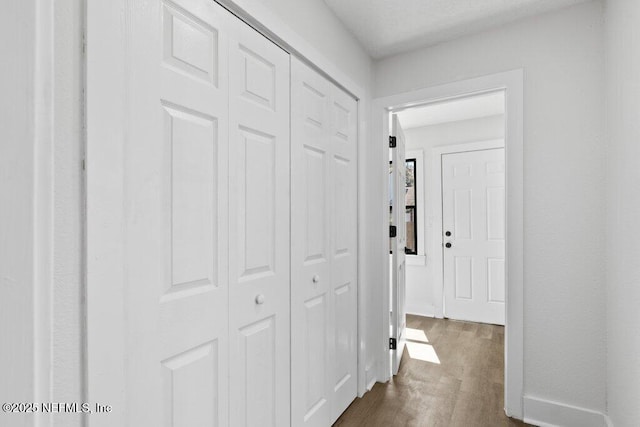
[375,70,524,419]
[393,90,506,380]
[395,91,506,325]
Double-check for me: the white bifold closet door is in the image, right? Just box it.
[87,1,289,426]
[228,12,291,427]
[290,58,358,426]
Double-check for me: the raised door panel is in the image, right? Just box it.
[487,187,505,241]
[236,127,276,281]
[488,258,506,303]
[333,155,352,257]
[237,317,277,427]
[228,18,290,427]
[291,58,332,427]
[161,341,219,427]
[333,282,353,390]
[162,104,217,293]
[303,146,328,262]
[453,189,473,240]
[162,2,218,85]
[303,295,328,421]
[454,256,473,300]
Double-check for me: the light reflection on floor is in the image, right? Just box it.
[405,327,441,364]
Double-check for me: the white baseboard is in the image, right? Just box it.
[405,305,435,318]
[523,396,608,427]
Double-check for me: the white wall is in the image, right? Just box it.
[403,115,505,317]
[605,0,640,425]
[235,0,371,87]
[376,0,607,417]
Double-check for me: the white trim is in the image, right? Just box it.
[406,255,426,266]
[405,304,435,318]
[1,0,55,424]
[378,112,392,382]
[523,396,608,427]
[373,69,524,418]
[86,1,128,425]
[431,138,505,319]
[34,0,55,423]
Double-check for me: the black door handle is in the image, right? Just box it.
[445,242,452,248]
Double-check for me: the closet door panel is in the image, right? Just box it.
[228,18,291,427]
[158,2,232,426]
[291,58,358,426]
[329,88,358,421]
[291,59,332,427]
[87,1,231,426]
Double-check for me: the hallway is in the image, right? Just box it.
[334,315,532,426]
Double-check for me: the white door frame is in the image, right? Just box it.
[372,70,524,419]
[86,0,371,414]
[432,138,505,320]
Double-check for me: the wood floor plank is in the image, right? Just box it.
[334,316,534,426]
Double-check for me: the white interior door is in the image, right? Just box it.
[291,58,358,426]
[87,1,290,426]
[391,114,406,375]
[442,148,505,325]
[228,17,291,427]
[87,1,233,425]
[329,83,358,422]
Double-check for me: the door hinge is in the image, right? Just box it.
[389,225,397,238]
[389,136,396,148]
[389,338,397,350]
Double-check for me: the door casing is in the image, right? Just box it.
[390,114,407,376]
[372,70,524,419]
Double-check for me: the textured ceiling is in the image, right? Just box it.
[323,0,592,58]
[396,91,504,129]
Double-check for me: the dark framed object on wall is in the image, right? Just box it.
[405,158,417,255]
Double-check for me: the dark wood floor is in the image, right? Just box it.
[334,315,533,427]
